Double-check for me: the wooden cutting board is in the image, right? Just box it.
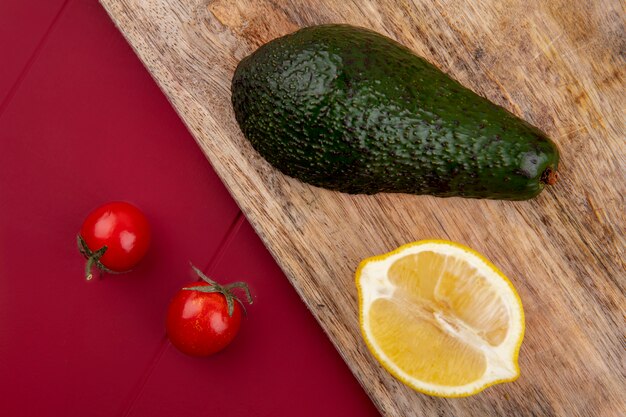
[100,1,625,415]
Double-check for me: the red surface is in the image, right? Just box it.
[0,1,380,416]
[0,0,67,104]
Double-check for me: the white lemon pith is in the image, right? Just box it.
[356,240,525,397]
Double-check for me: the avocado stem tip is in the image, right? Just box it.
[542,168,559,186]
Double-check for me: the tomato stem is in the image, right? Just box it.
[184,264,253,317]
[77,235,109,281]
[85,256,95,281]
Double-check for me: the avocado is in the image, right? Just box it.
[231,24,560,200]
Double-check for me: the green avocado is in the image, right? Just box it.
[231,24,560,200]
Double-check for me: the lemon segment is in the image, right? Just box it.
[356,240,525,397]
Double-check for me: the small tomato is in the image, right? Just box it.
[166,265,253,356]
[78,201,151,280]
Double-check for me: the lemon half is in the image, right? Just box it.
[356,240,525,397]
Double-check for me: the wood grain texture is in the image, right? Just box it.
[99,0,625,415]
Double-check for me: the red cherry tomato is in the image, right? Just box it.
[166,266,253,357]
[78,201,151,280]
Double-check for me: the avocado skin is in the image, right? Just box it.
[232,24,560,200]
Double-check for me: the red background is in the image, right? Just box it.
[0,1,379,416]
